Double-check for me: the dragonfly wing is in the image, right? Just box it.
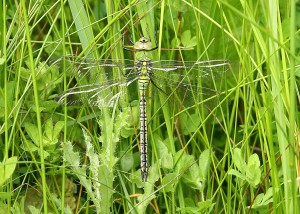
[53,56,136,78]
[152,59,229,76]
[150,59,229,106]
[52,56,137,107]
[57,77,137,107]
[151,59,229,90]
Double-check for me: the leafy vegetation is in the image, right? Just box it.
[1,0,300,213]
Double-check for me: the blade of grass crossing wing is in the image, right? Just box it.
[68,0,97,57]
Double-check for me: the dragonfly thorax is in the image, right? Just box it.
[136,59,152,90]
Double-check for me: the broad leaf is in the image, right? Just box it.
[0,156,18,186]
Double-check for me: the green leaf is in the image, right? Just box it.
[174,151,194,175]
[115,107,131,136]
[228,169,246,180]
[98,165,114,214]
[175,152,200,189]
[20,66,31,80]
[176,207,201,214]
[39,100,59,112]
[0,192,14,199]
[181,30,197,48]
[27,205,41,214]
[24,122,39,146]
[120,151,134,172]
[160,173,177,192]
[53,121,64,139]
[42,119,63,148]
[45,118,53,140]
[171,0,187,12]
[62,141,81,167]
[0,81,15,118]
[21,141,39,152]
[130,169,144,188]
[246,153,261,187]
[157,139,173,170]
[147,163,160,184]
[251,188,273,209]
[120,127,134,138]
[0,156,18,186]
[40,150,50,160]
[171,36,181,48]
[233,148,246,174]
[176,200,215,213]
[199,149,211,181]
[197,200,215,213]
[179,112,200,135]
[187,162,200,182]
[182,163,203,190]
[261,187,273,204]
[181,30,192,47]
[137,164,158,213]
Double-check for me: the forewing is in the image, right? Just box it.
[52,56,137,107]
[151,59,229,106]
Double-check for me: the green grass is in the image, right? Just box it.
[1,0,300,213]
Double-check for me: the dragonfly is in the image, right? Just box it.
[54,37,229,182]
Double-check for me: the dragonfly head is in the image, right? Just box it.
[134,37,153,51]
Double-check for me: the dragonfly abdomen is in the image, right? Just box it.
[140,91,148,182]
[137,60,151,182]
